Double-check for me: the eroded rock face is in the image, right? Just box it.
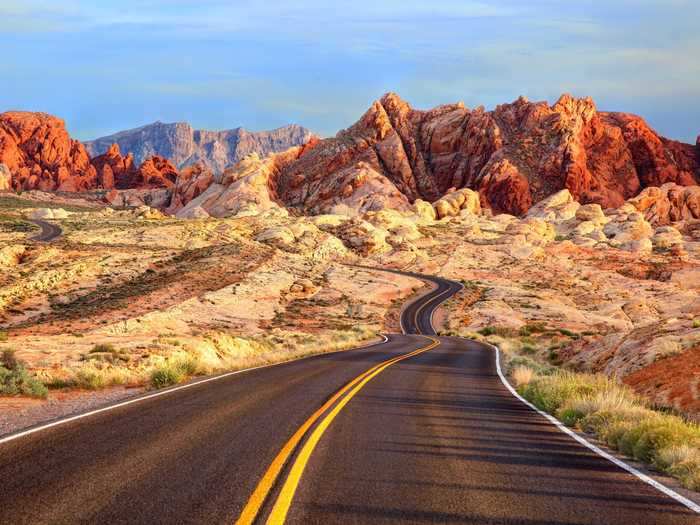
[626,183,700,225]
[175,150,299,218]
[166,164,215,213]
[0,111,97,192]
[272,93,698,215]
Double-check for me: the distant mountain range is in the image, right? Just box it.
[84,121,314,174]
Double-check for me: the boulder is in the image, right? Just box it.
[177,206,210,219]
[526,189,580,222]
[575,203,607,224]
[412,199,436,222]
[626,184,700,225]
[604,213,653,244]
[433,188,481,219]
[651,226,683,249]
[255,226,296,246]
[671,268,700,290]
[334,219,390,254]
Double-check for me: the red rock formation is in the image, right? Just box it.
[2,105,697,219]
[0,111,97,191]
[273,93,699,215]
[127,156,178,188]
[627,183,700,225]
[90,143,135,189]
[166,163,214,212]
[90,143,178,190]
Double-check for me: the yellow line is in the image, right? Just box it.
[413,284,451,335]
[265,337,440,525]
[235,338,435,525]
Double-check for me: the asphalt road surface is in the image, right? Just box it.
[0,271,697,524]
[28,219,63,241]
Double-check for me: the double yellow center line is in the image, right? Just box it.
[235,336,440,525]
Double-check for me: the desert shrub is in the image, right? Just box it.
[508,355,553,376]
[90,343,116,354]
[0,330,7,342]
[2,349,19,370]
[71,363,134,390]
[519,322,547,336]
[657,445,700,491]
[521,344,537,354]
[478,325,517,337]
[150,363,185,389]
[518,371,700,491]
[558,328,579,338]
[0,350,48,398]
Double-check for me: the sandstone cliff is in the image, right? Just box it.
[84,121,314,174]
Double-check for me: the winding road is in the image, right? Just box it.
[0,271,697,524]
[28,219,63,242]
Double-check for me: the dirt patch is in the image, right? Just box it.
[624,346,700,418]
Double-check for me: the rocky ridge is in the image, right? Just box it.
[266,93,699,216]
[84,121,314,173]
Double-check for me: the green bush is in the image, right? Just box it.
[150,363,185,389]
[0,350,48,398]
[518,371,700,491]
[90,343,116,354]
[519,322,547,336]
[478,325,517,337]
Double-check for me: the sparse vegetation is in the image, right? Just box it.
[149,362,186,389]
[517,370,700,490]
[0,350,48,398]
[477,325,517,338]
[512,365,534,387]
[90,343,116,353]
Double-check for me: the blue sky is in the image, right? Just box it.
[2,1,698,142]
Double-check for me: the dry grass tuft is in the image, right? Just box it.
[518,371,700,491]
[512,365,534,387]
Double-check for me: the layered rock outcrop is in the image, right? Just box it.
[84,121,314,173]
[271,93,699,215]
[626,183,700,225]
[174,148,302,218]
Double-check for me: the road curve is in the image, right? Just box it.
[28,219,63,241]
[0,269,697,524]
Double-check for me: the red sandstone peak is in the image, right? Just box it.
[0,111,97,192]
[271,93,699,215]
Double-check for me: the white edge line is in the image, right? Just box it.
[489,342,700,514]
[0,334,390,447]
